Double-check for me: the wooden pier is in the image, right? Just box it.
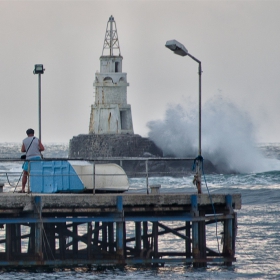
[0,192,241,268]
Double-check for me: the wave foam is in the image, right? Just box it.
[147,95,276,173]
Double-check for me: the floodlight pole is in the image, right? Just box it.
[33,64,44,142]
[38,73,42,141]
[199,62,202,157]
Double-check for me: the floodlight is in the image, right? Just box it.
[33,64,45,75]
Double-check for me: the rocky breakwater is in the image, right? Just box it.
[68,134,217,177]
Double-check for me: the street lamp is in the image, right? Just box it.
[33,64,45,141]
[165,40,202,193]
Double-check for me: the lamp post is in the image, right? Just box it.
[33,64,45,141]
[165,40,202,193]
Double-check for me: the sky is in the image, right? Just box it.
[0,0,280,144]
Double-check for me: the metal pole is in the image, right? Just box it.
[187,53,202,194]
[93,161,95,195]
[191,194,200,267]
[34,196,43,261]
[28,161,30,194]
[196,62,202,194]
[198,62,202,156]
[38,74,41,141]
[116,196,124,256]
[186,53,202,156]
[110,18,113,56]
[145,160,149,194]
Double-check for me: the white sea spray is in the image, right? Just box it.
[147,95,277,173]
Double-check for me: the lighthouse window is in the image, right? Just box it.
[115,62,119,72]
[120,110,129,130]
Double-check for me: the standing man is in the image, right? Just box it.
[21,128,44,193]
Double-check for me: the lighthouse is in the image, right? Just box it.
[69,16,162,159]
[89,15,134,135]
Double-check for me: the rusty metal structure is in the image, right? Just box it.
[102,15,121,56]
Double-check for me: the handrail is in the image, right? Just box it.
[0,157,195,161]
[0,157,197,194]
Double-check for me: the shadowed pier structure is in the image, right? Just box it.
[0,192,240,268]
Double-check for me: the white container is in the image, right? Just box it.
[71,163,129,192]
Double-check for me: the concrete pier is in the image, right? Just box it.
[0,192,241,268]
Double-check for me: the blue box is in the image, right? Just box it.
[29,161,85,193]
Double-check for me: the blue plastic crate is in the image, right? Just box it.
[29,161,85,193]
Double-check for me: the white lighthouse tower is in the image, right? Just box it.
[69,16,162,159]
[89,15,134,135]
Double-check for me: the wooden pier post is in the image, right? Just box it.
[143,222,149,250]
[93,222,99,247]
[185,221,191,262]
[152,221,159,266]
[6,224,12,261]
[199,210,207,267]
[6,224,21,259]
[123,222,127,259]
[14,224,21,254]
[87,222,93,259]
[135,222,141,256]
[101,222,108,251]
[34,196,43,261]
[224,194,233,266]
[58,222,66,260]
[108,222,114,253]
[43,223,55,260]
[28,224,35,254]
[116,196,124,257]
[73,223,78,257]
[191,195,200,267]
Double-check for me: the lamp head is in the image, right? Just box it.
[33,64,45,74]
[165,40,188,56]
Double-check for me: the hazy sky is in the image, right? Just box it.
[0,0,280,143]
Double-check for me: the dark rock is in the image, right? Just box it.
[68,134,220,177]
[69,134,163,159]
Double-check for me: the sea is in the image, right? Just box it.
[0,142,280,280]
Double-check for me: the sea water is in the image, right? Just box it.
[0,142,280,279]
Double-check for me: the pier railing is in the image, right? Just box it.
[0,158,240,269]
[0,157,197,194]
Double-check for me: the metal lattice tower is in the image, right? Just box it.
[102,15,121,56]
